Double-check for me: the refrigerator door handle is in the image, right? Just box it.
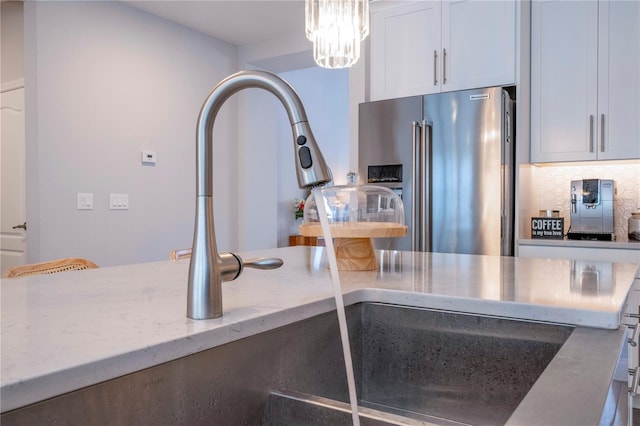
[411,121,420,251]
[421,121,431,252]
[501,91,515,256]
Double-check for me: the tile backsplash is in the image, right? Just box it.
[533,163,640,240]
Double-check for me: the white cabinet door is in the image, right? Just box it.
[370,1,441,100]
[442,0,516,92]
[531,0,640,163]
[627,279,640,416]
[531,0,599,163]
[597,0,640,160]
[369,0,516,101]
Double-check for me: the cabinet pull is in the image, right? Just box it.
[628,323,640,347]
[626,313,640,319]
[629,367,640,396]
[589,115,594,152]
[433,50,438,86]
[600,114,605,152]
[443,48,447,84]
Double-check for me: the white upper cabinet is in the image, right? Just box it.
[441,0,516,92]
[370,1,441,99]
[369,0,516,101]
[598,1,640,160]
[531,0,640,162]
[531,1,598,162]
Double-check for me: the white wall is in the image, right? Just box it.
[24,1,238,266]
[233,66,350,251]
[275,67,350,248]
[235,87,280,251]
[236,32,353,250]
[15,0,355,266]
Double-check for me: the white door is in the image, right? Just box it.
[1,86,27,275]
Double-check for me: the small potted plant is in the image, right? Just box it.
[291,198,305,235]
[294,198,305,220]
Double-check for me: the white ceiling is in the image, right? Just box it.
[121,1,306,47]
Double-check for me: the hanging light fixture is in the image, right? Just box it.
[305,0,370,69]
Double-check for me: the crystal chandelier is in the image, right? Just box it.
[305,0,370,69]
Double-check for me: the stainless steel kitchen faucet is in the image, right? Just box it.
[188,70,332,320]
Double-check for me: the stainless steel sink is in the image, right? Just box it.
[0,303,574,426]
[266,303,573,426]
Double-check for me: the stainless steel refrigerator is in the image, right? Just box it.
[358,87,515,256]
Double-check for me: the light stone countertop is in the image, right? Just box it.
[519,237,640,250]
[1,247,639,414]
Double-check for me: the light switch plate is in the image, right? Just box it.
[77,193,93,210]
[110,193,129,210]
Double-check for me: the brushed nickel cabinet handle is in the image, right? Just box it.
[433,50,438,86]
[589,115,594,153]
[600,114,605,152]
[443,48,448,84]
[628,323,640,347]
[629,367,640,396]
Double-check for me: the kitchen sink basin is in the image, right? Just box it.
[265,303,573,426]
[1,303,574,425]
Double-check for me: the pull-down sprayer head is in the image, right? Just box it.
[291,120,333,190]
[188,70,332,320]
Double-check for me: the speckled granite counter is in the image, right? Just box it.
[1,247,638,416]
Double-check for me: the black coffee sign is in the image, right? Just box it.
[531,217,564,239]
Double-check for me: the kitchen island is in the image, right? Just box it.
[1,247,639,424]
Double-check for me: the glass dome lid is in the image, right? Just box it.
[299,184,407,271]
[302,184,406,237]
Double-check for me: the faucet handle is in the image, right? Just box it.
[219,254,282,283]
[242,257,284,270]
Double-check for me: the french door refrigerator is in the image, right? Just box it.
[358,86,515,256]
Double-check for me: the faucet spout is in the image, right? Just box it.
[188,70,332,320]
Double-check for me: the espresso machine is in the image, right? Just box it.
[568,179,615,241]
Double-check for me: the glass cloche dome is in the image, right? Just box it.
[299,183,407,271]
[303,184,405,226]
